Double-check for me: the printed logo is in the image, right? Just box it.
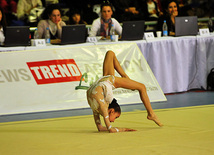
[27,59,82,84]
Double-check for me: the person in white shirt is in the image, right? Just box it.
[89,2,122,38]
[146,0,160,20]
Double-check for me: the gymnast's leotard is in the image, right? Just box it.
[87,75,115,114]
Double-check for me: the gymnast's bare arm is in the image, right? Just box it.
[97,99,136,133]
[93,112,108,131]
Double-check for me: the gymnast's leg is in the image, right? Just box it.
[114,76,163,127]
[103,50,129,78]
[103,51,163,126]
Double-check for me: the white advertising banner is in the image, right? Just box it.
[0,43,166,115]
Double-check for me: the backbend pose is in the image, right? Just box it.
[87,50,163,133]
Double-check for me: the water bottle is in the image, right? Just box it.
[34,28,39,39]
[162,20,168,36]
[208,17,213,33]
[45,27,50,44]
[110,24,115,41]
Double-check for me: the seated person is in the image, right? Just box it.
[156,0,179,36]
[186,2,205,18]
[0,0,17,26]
[141,0,162,21]
[89,2,122,39]
[17,0,43,23]
[68,9,87,25]
[0,7,6,44]
[37,4,66,42]
[155,0,163,12]
[112,0,144,22]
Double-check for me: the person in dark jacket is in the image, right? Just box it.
[156,0,179,36]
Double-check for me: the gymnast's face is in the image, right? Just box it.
[108,109,120,122]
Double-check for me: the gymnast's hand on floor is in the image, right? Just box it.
[124,128,137,132]
[109,127,137,133]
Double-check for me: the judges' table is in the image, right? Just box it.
[195,35,214,90]
[1,35,214,94]
[139,35,214,93]
[137,36,198,93]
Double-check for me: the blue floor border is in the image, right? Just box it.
[0,91,214,123]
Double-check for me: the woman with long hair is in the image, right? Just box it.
[37,4,66,40]
[156,0,179,36]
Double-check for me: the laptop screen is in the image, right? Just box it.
[175,16,198,37]
[61,25,87,45]
[4,26,30,47]
[121,20,145,40]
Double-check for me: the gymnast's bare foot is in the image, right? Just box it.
[147,114,163,127]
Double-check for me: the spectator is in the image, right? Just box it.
[69,10,87,25]
[0,0,17,26]
[140,0,162,21]
[0,0,17,14]
[89,2,122,38]
[63,0,99,24]
[156,0,179,36]
[112,0,144,22]
[155,0,163,12]
[17,0,43,23]
[0,7,7,44]
[37,4,66,40]
[179,0,207,17]
[186,2,205,17]
[206,0,214,17]
[45,0,59,6]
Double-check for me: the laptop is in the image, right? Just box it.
[4,26,30,47]
[60,25,87,45]
[120,20,145,40]
[175,16,198,37]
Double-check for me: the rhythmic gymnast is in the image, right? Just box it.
[87,50,163,133]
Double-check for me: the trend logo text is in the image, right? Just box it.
[27,59,82,84]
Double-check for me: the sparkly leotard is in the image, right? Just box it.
[87,75,115,114]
